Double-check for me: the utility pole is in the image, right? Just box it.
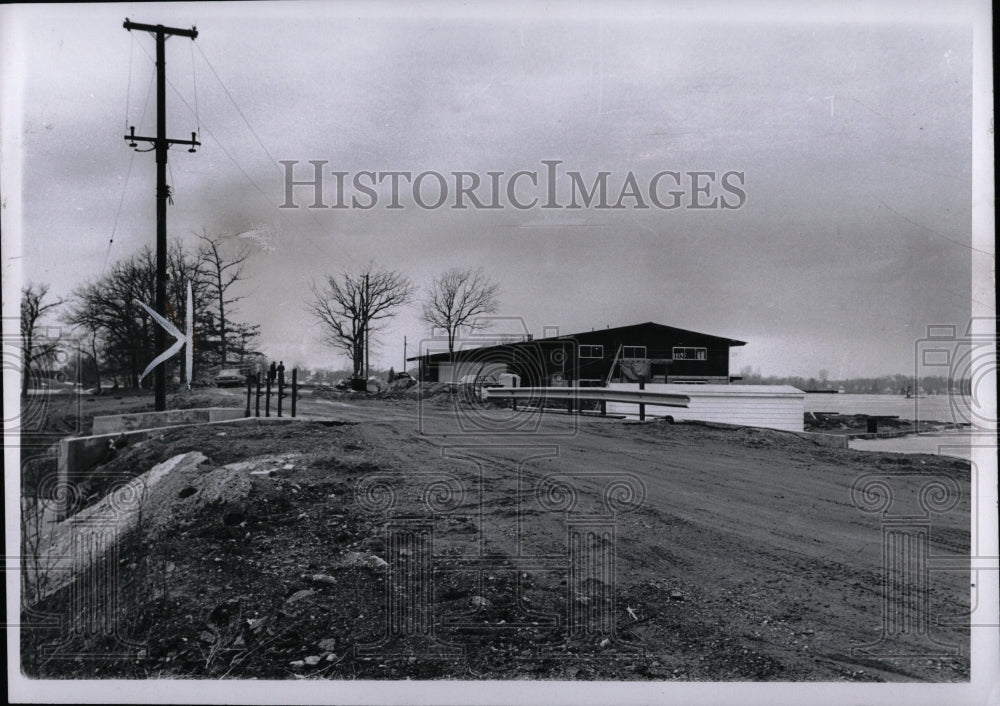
[363,272,369,379]
[123,18,200,411]
[403,335,406,371]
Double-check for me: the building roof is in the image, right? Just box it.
[408,321,746,362]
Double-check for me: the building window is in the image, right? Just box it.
[578,379,603,387]
[622,346,647,359]
[579,345,604,359]
[673,346,708,361]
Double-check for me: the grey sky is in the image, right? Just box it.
[2,1,986,378]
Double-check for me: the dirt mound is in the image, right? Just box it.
[402,381,457,399]
[29,452,210,603]
[308,380,449,401]
[379,377,417,396]
[732,427,813,449]
[143,461,253,540]
[309,387,358,400]
[167,389,244,410]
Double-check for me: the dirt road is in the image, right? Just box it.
[310,397,971,681]
[23,392,971,681]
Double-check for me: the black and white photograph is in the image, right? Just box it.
[2,1,996,704]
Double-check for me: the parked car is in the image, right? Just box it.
[214,368,243,387]
[393,371,415,382]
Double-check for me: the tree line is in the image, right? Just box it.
[20,232,257,394]
[20,233,501,393]
[737,366,971,395]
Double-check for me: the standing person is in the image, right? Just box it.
[268,361,277,384]
[277,361,286,386]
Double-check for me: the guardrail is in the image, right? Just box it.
[484,386,689,421]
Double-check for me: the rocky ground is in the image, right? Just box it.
[19,390,971,681]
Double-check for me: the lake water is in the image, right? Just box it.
[806,393,991,460]
[804,393,964,423]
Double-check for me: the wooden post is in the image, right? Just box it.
[639,376,645,421]
[277,378,284,417]
[121,20,199,411]
[600,400,606,417]
[255,375,261,417]
[245,377,252,417]
[291,369,298,418]
[265,379,271,417]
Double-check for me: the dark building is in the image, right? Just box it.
[410,321,746,387]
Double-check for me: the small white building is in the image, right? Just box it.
[606,383,805,432]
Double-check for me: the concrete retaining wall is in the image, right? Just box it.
[55,416,289,520]
[92,407,245,435]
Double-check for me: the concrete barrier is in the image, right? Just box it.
[55,416,288,520]
[92,407,245,435]
[33,452,209,602]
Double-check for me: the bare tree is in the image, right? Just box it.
[65,243,207,388]
[194,230,254,365]
[421,267,501,354]
[20,283,63,397]
[309,263,414,377]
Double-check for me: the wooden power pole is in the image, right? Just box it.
[363,272,369,380]
[123,18,200,411]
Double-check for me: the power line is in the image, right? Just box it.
[878,200,992,257]
[194,42,281,173]
[131,38,271,202]
[193,45,343,257]
[105,68,156,272]
[132,33,326,255]
[103,149,137,273]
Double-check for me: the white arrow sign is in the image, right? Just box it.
[136,281,194,387]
